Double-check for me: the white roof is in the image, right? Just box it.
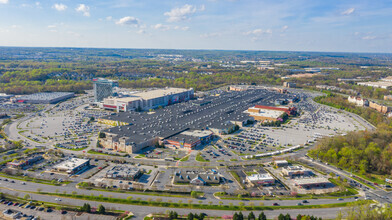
[247,174,274,181]
[293,177,330,185]
[274,160,288,164]
[54,158,89,171]
[245,108,283,119]
[181,130,213,137]
[104,88,191,103]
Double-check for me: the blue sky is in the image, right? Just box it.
[0,0,392,53]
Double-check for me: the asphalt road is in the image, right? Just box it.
[0,187,347,219]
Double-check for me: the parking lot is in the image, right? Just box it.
[15,94,110,150]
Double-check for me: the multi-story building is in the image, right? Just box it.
[101,88,194,112]
[93,78,119,102]
[369,101,391,114]
[348,96,369,106]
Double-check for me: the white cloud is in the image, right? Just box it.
[153,23,170,31]
[244,29,271,35]
[341,8,355,15]
[0,0,8,4]
[164,4,199,22]
[76,4,90,17]
[281,25,289,32]
[67,31,81,37]
[175,26,189,31]
[153,24,189,31]
[53,3,67,11]
[200,32,222,38]
[115,16,139,26]
[199,5,206,11]
[47,25,56,29]
[106,16,113,21]
[362,36,376,40]
[136,29,145,34]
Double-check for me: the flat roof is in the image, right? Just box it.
[293,177,330,185]
[17,92,74,101]
[106,88,191,103]
[53,158,89,171]
[101,89,297,144]
[245,108,283,119]
[247,174,275,181]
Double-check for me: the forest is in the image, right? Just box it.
[310,92,392,177]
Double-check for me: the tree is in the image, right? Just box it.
[278,214,285,220]
[36,188,42,193]
[258,212,267,220]
[80,203,91,213]
[23,194,31,200]
[97,204,105,214]
[297,214,303,220]
[238,212,244,220]
[191,191,197,198]
[187,213,194,220]
[248,211,255,220]
[233,212,239,220]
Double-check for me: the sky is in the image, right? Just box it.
[0,0,392,53]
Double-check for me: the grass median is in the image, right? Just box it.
[36,191,372,211]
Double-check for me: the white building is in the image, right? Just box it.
[348,96,369,106]
[102,88,194,112]
[53,158,90,174]
[246,173,275,186]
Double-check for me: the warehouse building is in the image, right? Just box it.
[102,88,194,112]
[52,158,90,174]
[14,92,74,104]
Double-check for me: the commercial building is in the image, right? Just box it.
[7,155,43,169]
[245,105,297,122]
[164,130,213,150]
[282,166,313,178]
[105,165,141,180]
[246,173,275,186]
[93,78,119,102]
[173,170,221,186]
[14,92,74,104]
[293,177,330,189]
[99,89,278,153]
[348,96,369,106]
[52,158,90,174]
[274,160,289,167]
[102,87,194,112]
